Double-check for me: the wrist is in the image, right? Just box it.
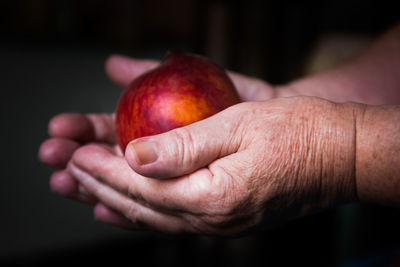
[355,104,400,205]
[287,98,359,214]
[314,100,359,206]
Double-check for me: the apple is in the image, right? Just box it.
[115,52,240,151]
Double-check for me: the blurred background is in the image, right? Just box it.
[1,0,399,266]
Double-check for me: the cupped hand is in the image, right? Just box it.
[67,96,358,234]
[39,54,278,228]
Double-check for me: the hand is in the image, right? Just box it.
[38,54,279,228]
[67,97,358,234]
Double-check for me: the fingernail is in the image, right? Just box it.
[129,140,158,165]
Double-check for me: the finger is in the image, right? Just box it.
[68,162,190,233]
[93,203,136,229]
[50,170,97,204]
[70,144,193,211]
[106,54,274,101]
[70,144,216,215]
[50,170,78,196]
[105,55,158,88]
[125,103,245,179]
[228,72,275,101]
[39,138,80,168]
[48,113,115,144]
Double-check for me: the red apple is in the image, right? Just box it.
[115,52,240,152]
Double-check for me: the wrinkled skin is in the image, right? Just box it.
[39,55,358,234]
[39,24,400,235]
[68,97,357,235]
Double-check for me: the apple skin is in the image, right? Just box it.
[115,52,240,152]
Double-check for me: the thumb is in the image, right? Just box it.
[124,105,244,179]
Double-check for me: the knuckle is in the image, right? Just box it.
[125,202,140,224]
[198,170,241,225]
[211,166,241,210]
[169,127,196,166]
[93,185,108,199]
[203,186,230,214]
[184,167,258,234]
[201,166,253,229]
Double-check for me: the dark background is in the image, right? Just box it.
[1,0,399,266]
